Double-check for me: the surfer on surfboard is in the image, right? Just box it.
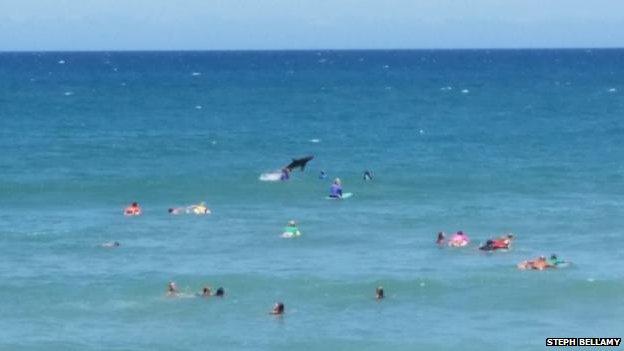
[329,178,343,199]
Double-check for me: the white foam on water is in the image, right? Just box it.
[195,105,203,110]
[608,88,617,93]
[64,91,74,96]
[461,89,469,94]
[440,86,453,91]
[191,72,201,76]
[309,139,321,143]
[58,59,65,64]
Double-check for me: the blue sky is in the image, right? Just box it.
[1,0,623,50]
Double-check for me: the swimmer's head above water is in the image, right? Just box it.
[376,286,384,300]
[271,302,284,315]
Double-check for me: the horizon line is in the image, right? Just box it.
[1,46,624,54]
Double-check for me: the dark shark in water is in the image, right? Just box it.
[284,156,314,172]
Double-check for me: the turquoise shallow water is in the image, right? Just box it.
[0,50,623,350]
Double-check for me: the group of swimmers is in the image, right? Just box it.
[435,231,513,250]
[123,202,211,216]
[436,231,567,270]
[164,281,385,316]
[166,281,225,298]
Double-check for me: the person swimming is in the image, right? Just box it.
[329,178,343,198]
[101,241,120,248]
[363,170,373,181]
[479,240,496,251]
[168,207,183,215]
[187,202,211,215]
[270,302,285,315]
[215,287,225,297]
[280,168,290,181]
[493,234,514,249]
[124,202,141,216]
[376,286,384,300]
[200,286,212,297]
[319,170,327,179]
[517,256,550,270]
[480,234,514,251]
[282,220,301,238]
[547,254,566,267]
[167,281,179,297]
[436,232,446,245]
[448,231,470,247]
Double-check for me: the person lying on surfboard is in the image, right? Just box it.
[517,255,567,270]
[480,234,514,251]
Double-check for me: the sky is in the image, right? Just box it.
[0,0,623,51]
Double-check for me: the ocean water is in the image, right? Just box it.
[0,50,623,350]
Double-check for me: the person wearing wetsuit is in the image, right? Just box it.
[329,178,343,198]
[319,170,327,179]
[363,170,373,181]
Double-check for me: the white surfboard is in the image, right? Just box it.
[259,171,283,182]
[325,192,353,200]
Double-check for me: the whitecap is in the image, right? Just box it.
[383,64,390,69]
[419,129,425,135]
[191,72,201,76]
[64,91,74,96]
[195,105,203,110]
[461,89,469,94]
[587,278,595,283]
[58,59,65,64]
[309,138,321,143]
[608,88,617,93]
[440,86,453,91]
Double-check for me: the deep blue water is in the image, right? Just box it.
[0,50,623,350]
